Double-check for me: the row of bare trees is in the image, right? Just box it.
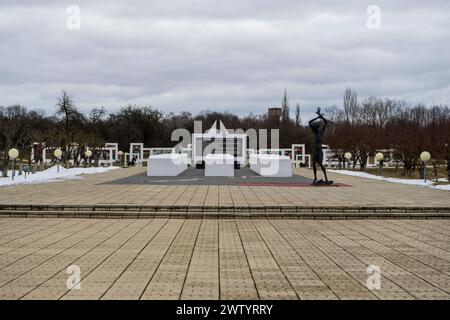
[326,89,450,178]
[0,92,108,176]
[1,89,449,179]
[0,90,313,176]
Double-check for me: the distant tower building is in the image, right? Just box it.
[268,107,282,121]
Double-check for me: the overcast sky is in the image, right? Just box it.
[0,1,449,120]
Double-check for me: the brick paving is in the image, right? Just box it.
[0,167,448,214]
[0,218,449,300]
[0,168,449,299]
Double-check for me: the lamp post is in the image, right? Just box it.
[420,151,431,182]
[375,152,384,176]
[85,149,92,167]
[118,151,124,167]
[8,148,19,180]
[344,152,352,170]
[54,149,62,173]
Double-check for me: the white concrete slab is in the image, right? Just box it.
[205,154,234,177]
[249,154,259,173]
[147,154,188,176]
[249,154,293,177]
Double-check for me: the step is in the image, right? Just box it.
[1,204,449,213]
[0,209,449,219]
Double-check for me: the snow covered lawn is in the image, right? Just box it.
[0,166,120,187]
[330,170,450,191]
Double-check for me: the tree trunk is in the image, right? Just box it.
[2,158,9,177]
[403,161,413,177]
[359,154,367,171]
[360,162,366,171]
[432,162,438,177]
[18,159,23,175]
[447,159,450,181]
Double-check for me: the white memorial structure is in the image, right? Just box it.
[291,144,306,167]
[192,121,247,169]
[249,154,293,177]
[147,154,188,176]
[204,154,234,177]
[31,142,119,166]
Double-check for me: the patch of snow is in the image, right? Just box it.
[434,184,450,191]
[0,166,120,187]
[330,170,449,191]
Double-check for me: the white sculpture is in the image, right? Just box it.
[147,154,188,176]
[204,154,234,177]
[249,154,292,177]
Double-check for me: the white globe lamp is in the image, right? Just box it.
[420,151,431,182]
[54,149,62,173]
[54,149,62,159]
[344,152,352,170]
[8,148,19,180]
[420,151,431,162]
[375,153,384,162]
[8,148,19,160]
[375,152,384,175]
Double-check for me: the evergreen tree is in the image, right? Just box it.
[295,103,301,127]
[281,89,290,122]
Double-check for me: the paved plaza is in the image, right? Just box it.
[0,167,448,214]
[0,217,449,300]
[0,167,449,300]
[104,167,315,186]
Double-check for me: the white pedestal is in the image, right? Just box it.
[147,154,188,176]
[205,154,234,177]
[250,154,293,177]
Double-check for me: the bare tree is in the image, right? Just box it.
[90,106,106,123]
[343,88,358,124]
[56,91,76,132]
[55,91,86,166]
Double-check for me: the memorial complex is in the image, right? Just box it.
[2,100,450,303]
[0,1,449,308]
[1,111,450,304]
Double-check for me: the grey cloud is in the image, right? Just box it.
[0,1,449,119]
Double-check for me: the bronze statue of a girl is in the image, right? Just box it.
[309,107,333,185]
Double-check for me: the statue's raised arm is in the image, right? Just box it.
[309,107,322,128]
[320,114,328,134]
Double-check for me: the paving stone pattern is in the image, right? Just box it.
[0,218,449,300]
